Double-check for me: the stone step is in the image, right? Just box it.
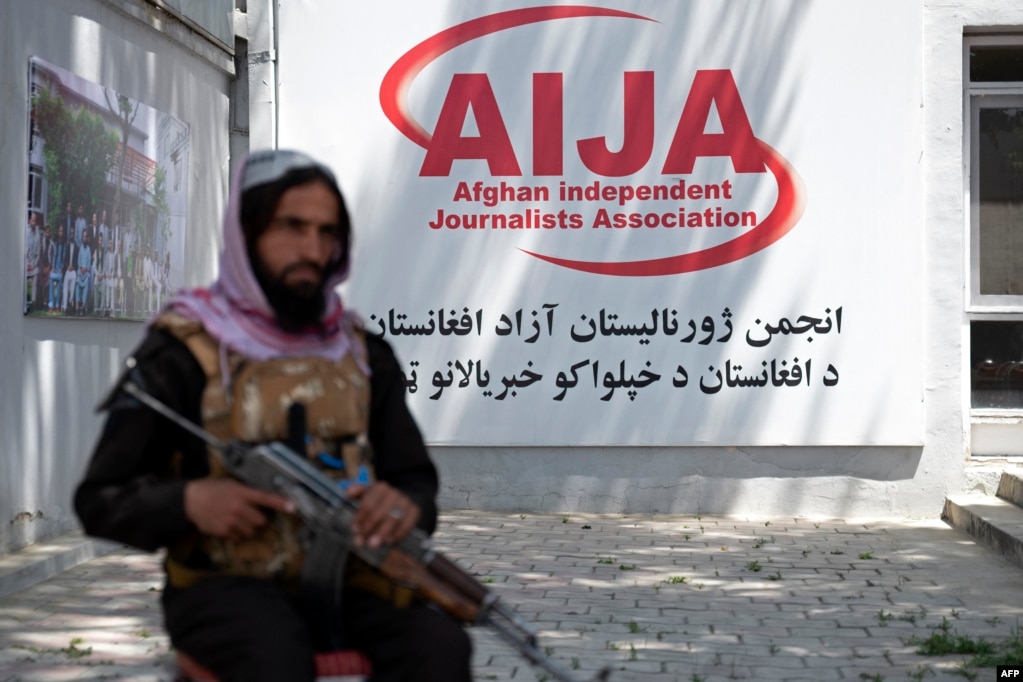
[942,491,1023,570]
[0,532,119,599]
[996,470,1023,508]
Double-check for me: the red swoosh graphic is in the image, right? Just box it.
[520,140,806,276]
[380,6,655,147]
[381,7,804,277]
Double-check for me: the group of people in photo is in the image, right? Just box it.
[24,201,170,319]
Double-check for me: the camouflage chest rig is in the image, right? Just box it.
[154,311,373,587]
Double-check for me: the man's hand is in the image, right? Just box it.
[346,482,421,548]
[184,477,295,541]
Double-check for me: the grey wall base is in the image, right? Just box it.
[0,532,121,599]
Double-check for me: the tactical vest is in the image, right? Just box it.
[153,311,373,585]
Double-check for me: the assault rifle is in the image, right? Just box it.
[121,381,609,682]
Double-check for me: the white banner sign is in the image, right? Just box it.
[278,1,924,446]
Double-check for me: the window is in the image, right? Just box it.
[28,82,42,154]
[27,168,44,215]
[966,37,1023,453]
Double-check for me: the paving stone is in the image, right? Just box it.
[1,513,1021,681]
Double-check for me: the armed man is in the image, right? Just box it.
[74,149,473,681]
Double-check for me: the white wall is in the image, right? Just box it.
[428,0,1023,518]
[0,0,231,555]
[4,2,1023,559]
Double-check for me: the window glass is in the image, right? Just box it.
[28,171,43,213]
[971,47,1023,82]
[977,106,1023,295]
[972,320,1023,408]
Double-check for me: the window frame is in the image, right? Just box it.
[965,35,1023,455]
[965,36,1023,312]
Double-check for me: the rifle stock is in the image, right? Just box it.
[121,381,609,682]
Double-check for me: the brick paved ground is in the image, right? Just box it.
[1,511,1021,681]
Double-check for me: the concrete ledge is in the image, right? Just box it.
[943,493,1023,570]
[0,532,121,599]
[996,470,1023,507]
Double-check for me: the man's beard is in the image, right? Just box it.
[253,259,327,331]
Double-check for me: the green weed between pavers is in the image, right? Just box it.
[908,664,931,682]
[14,637,93,659]
[626,620,647,633]
[898,607,928,625]
[908,618,1023,673]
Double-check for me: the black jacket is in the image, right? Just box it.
[74,328,439,553]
